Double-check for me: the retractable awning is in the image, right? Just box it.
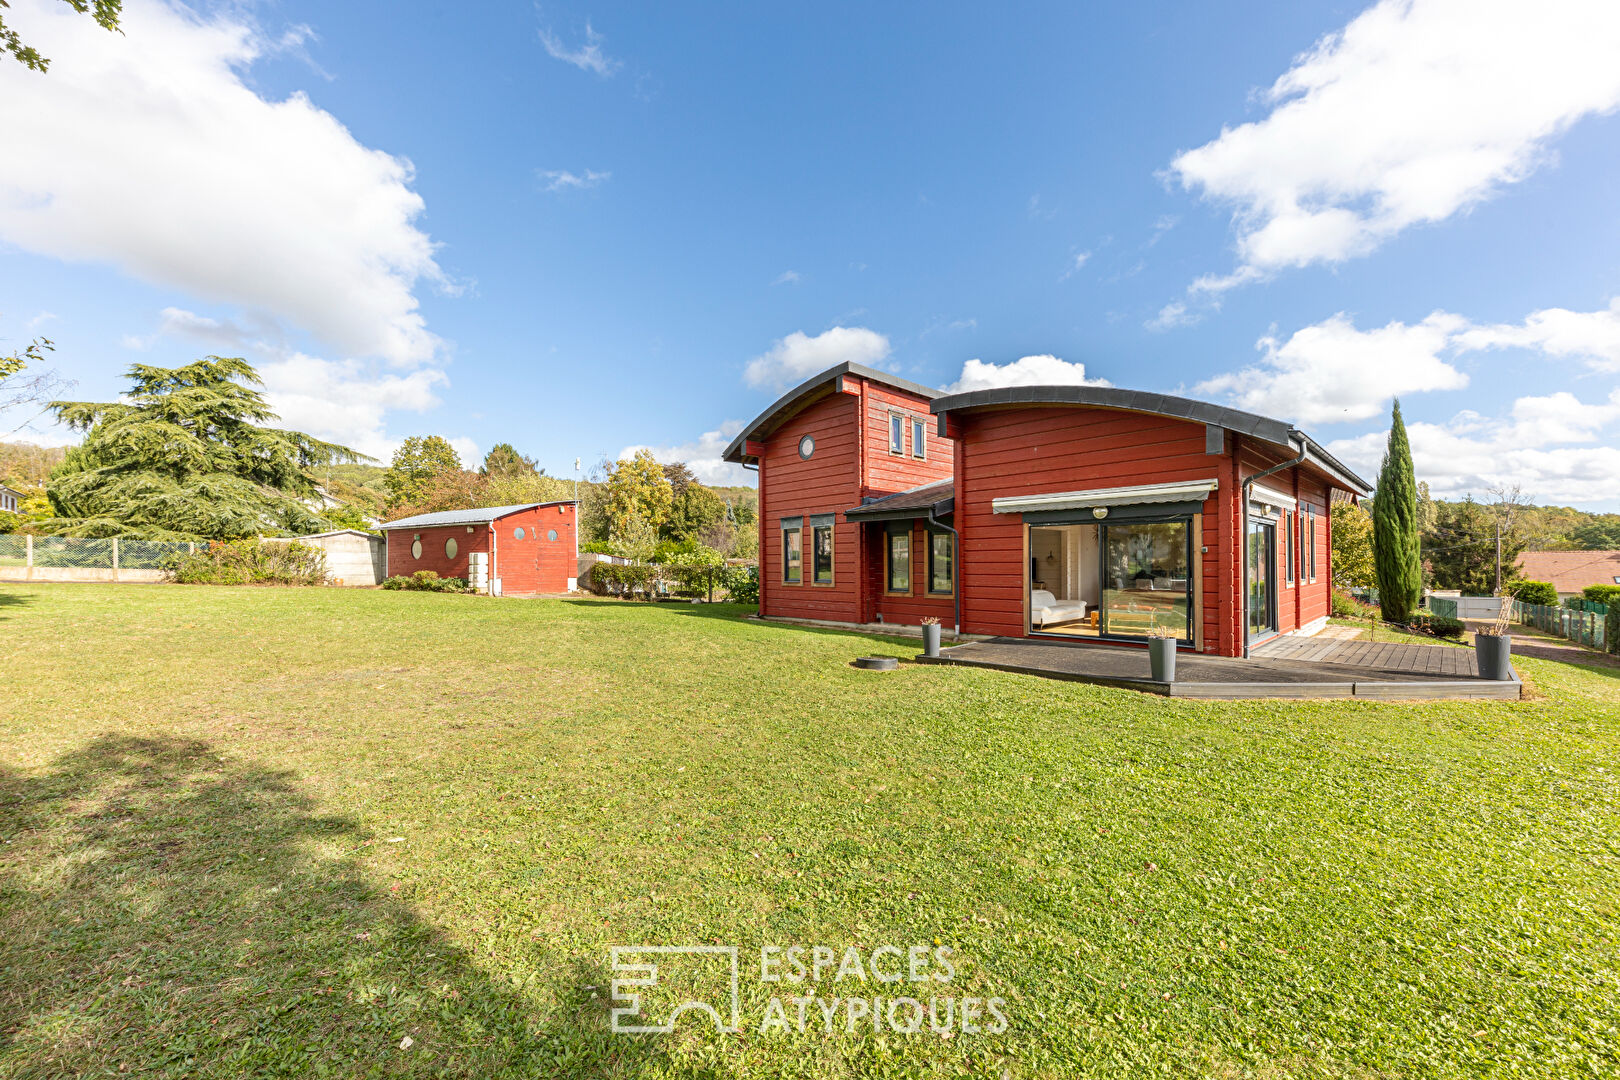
[991,478,1219,515]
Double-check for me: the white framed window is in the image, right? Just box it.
[411,538,422,559]
[889,413,904,454]
[911,417,926,459]
[445,537,458,560]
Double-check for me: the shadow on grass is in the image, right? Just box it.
[0,591,34,619]
[0,736,672,1077]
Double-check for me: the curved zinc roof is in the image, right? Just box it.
[931,384,1370,494]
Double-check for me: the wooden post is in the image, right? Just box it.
[111,537,119,582]
[24,534,32,581]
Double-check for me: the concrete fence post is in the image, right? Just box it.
[111,537,120,582]
[24,534,32,580]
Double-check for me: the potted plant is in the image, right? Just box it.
[920,615,942,658]
[1474,596,1515,681]
[1147,624,1177,682]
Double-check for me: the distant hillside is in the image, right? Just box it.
[0,442,68,487]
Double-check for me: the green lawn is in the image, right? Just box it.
[0,585,1616,1078]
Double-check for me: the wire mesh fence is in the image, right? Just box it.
[1514,600,1610,652]
[0,535,195,572]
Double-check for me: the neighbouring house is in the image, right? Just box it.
[722,362,1370,658]
[297,529,387,586]
[378,502,579,596]
[0,484,21,514]
[1516,550,1620,598]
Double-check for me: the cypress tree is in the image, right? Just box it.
[1371,399,1423,622]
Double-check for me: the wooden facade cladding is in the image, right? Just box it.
[756,374,951,624]
[387,522,490,582]
[952,405,1226,644]
[385,503,577,595]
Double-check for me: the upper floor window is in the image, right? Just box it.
[889,413,904,454]
[911,417,926,459]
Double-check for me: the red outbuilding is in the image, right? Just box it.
[379,502,578,596]
[723,364,1370,658]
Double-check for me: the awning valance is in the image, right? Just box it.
[991,478,1219,515]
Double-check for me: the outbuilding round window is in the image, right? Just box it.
[547,529,558,542]
[514,527,526,540]
[444,537,458,559]
[798,434,815,459]
[411,539,422,559]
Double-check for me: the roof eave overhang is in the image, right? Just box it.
[723,362,943,464]
[844,496,956,523]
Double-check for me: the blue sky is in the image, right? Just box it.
[2,0,1619,506]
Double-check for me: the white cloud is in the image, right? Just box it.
[121,305,279,353]
[1169,0,1620,284]
[538,21,620,76]
[1454,297,1620,373]
[1327,390,1620,504]
[743,326,891,390]
[771,270,802,286]
[539,168,610,193]
[944,355,1110,394]
[1145,301,1199,332]
[448,436,482,469]
[255,352,449,463]
[1058,251,1091,282]
[0,0,445,366]
[622,420,754,487]
[1196,312,1470,424]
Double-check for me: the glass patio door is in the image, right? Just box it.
[1247,520,1276,640]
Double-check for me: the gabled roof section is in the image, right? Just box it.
[378,502,575,530]
[843,479,955,522]
[931,384,1370,495]
[722,362,942,464]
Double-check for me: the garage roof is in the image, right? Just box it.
[378,502,575,530]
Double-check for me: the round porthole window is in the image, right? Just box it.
[444,537,458,559]
[514,527,526,540]
[547,529,558,542]
[411,539,422,559]
[798,434,815,459]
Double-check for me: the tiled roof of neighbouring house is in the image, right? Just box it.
[1516,550,1620,594]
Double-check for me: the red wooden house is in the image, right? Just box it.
[379,502,578,596]
[724,365,1369,658]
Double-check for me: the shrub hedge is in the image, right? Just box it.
[381,570,473,593]
[163,539,328,586]
[1510,580,1560,606]
[1581,583,1620,605]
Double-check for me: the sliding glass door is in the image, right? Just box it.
[1028,517,1194,644]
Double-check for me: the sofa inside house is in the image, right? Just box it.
[1031,589,1088,628]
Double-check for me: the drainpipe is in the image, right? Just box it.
[1239,432,1308,657]
[926,505,960,640]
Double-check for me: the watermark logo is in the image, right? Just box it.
[608,944,1008,1036]
[609,946,741,1034]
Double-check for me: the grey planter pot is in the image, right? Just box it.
[1474,632,1514,681]
[921,623,942,657]
[1148,637,1177,683]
